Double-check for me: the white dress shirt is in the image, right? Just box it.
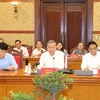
[31,48,46,57]
[0,53,18,70]
[38,50,64,69]
[81,51,100,70]
[13,46,29,58]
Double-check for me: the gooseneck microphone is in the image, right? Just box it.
[30,62,40,75]
[32,62,40,68]
[25,58,29,65]
[53,57,55,67]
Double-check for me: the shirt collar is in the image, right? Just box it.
[1,53,7,59]
[36,48,42,51]
[76,48,84,52]
[16,46,22,51]
[47,51,57,57]
[89,51,100,57]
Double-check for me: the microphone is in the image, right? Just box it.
[53,57,55,67]
[32,62,40,68]
[25,58,28,65]
[30,62,40,75]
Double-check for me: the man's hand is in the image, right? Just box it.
[6,66,15,71]
[84,67,89,71]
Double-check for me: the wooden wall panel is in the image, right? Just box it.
[0,84,6,98]
[64,4,83,52]
[35,0,93,52]
[46,12,61,41]
[67,11,82,51]
[35,0,41,42]
[42,4,63,46]
[7,83,33,94]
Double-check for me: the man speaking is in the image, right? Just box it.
[38,40,65,70]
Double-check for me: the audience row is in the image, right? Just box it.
[0,38,100,75]
[0,38,89,58]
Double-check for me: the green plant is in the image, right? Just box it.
[58,94,73,100]
[2,90,35,100]
[33,72,73,100]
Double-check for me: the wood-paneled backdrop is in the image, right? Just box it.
[35,0,93,53]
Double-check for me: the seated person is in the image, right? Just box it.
[31,40,46,57]
[72,42,87,56]
[57,42,67,52]
[38,40,65,69]
[0,43,18,71]
[98,46,100,51]
[13,40,29,58]
[0,38,4,43]
[81,41,100,72]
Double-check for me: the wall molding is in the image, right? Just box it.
[0,0,33,2]
[93,31,100,34]
[0,30,34,34]
[94,0,100,2]
[0,0,98,2]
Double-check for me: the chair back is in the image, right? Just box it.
[12,50,22,69]
[70,47,76,54]
[22,44,33,56]
[7,45,14,54]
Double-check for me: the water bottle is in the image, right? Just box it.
[25,65,29,73]
[25,59,29,72]
[28,63,31,74]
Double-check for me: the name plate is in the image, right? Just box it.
[69,54,78,58]
[41,68,57,75]
[98,69,100,76]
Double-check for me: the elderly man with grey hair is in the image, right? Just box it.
[38,40,65,69]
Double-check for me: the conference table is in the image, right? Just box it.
[0,68,100,100]
[22,57,82,70]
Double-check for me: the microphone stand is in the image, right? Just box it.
[30,62,40,75]
[30,65,37,75]
[53,57,55,67]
